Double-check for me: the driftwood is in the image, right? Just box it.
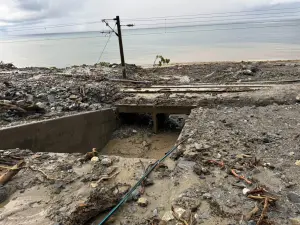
[0,102,26,113]
[0,160,25,185]
[108,78,151,84]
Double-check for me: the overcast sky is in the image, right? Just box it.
[1,0,300,34]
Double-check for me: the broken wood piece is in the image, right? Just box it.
[245,203,259,221]
[257,197,269,225]
[0,160,25,185]
[108,78,151,84]
[231,169,252,184]
[247,195,278,202]
[247,187,267,195]
[97,167,119,184]
[0,102,26,113]
[27,166,71,182]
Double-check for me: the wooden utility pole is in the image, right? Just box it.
[115,16,126,78]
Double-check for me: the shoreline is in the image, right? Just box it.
[2,58,300,70]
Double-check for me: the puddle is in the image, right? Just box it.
[100,131,180,159]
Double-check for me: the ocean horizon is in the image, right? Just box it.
[1,20,300,68]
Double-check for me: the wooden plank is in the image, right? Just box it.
[121,87,260,94]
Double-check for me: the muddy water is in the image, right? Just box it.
[100,132,179,159]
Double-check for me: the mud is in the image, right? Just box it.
[102,126,179,159]
[1,60,300,225]
[2,60,300,128]
[175,104,300,224]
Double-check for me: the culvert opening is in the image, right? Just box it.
[100,113,188,159]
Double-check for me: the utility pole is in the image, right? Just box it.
[102,16,134,79]
[115,16,126,78]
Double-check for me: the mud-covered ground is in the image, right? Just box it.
[174,104,300,225]
[1,104,300,225]
[1,60,300,128]
[1,60,300,225]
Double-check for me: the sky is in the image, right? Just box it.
[1,0,300,35]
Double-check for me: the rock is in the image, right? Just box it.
[137,197,148,207]
[174,207,186,218]
[296,94,300,102]
[47,95,55,103]
[144,178,154,186]
[248,220,256,225]
[295,160,300,166]
[203,193,212,199]
[242,69,253,75]
[188,138,194,143]
[16,100,25,105]
[290,217,300,225]
[287,192,300,203]
[36,102,46,109]
[53,182,65,194]
[216,153,222,159]
[250,65,259,73]
[80,103,89,108]
[0,184,8,204]
[50,87,57,93]
[243,188,250,195]
[194,143,201,150]
[289,152,295,156]
[201,167,210,175]
[153,208,158,217]
[91,156,99,162]
[101,157,112,166]
[162,211,174,222]
[90,182,98,188]
[69,95,78,100]
[129,189,140,201]
[89,103,101,110]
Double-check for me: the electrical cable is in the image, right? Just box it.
[97,133,195,225]
[2,6,300,32]
[121,6,300,21]
[0,33,109,43]
[96,25,116,63]
[2,20,299,44]
[123,22,300,37]
[135,15,300,27]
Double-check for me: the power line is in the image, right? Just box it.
[3,14,299,38]
[2,6,300,32]
[121,6,300,21]
[124,9,300,22]
[1,21,299,44]
[133,18,300,31]
[124,22,300,36]
[0,33,109,43]
[135,15,300,27]
[97,25,116,63]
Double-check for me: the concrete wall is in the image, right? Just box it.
[0,109,116,153]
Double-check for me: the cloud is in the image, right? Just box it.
[1,0,300,34]
[16,0,49,12]
[0,0,83,25]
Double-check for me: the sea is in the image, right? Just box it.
[1,20,300,68]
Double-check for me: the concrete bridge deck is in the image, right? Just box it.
[116,82,300,132]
